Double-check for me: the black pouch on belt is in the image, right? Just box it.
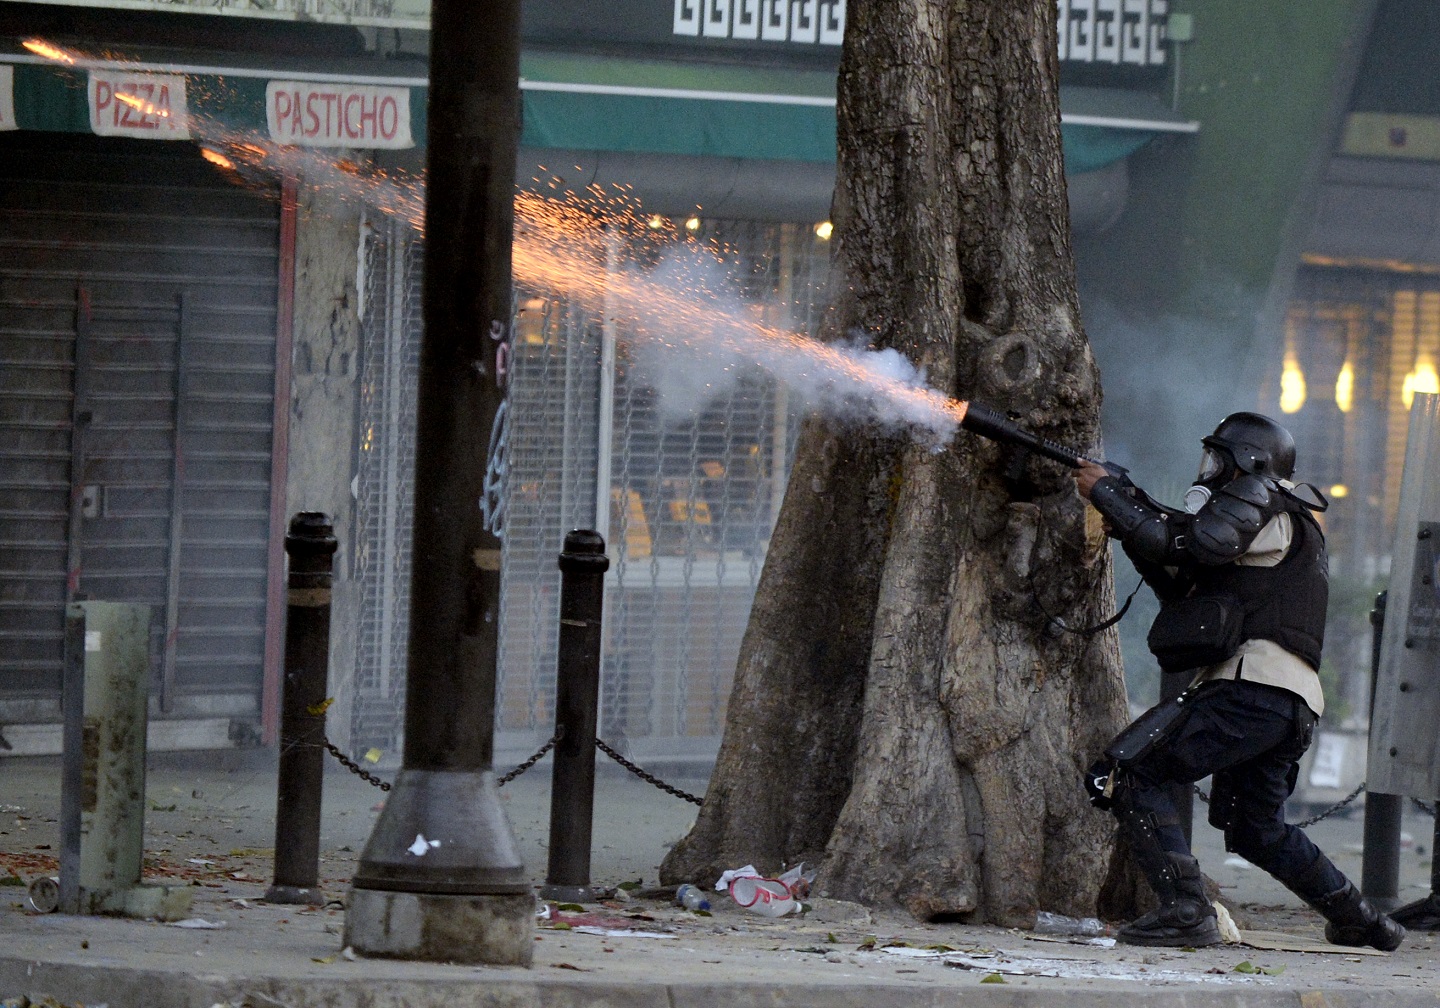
[1146,592,1245,672]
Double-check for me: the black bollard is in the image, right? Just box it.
[266,512,338,905]
[539,530,610,902]
[1362,590,1403,909]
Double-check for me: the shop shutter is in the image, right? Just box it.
[0,134,279,729]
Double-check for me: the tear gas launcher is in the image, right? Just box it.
[955,401,1132,485]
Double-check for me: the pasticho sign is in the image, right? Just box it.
[266,81,414,149]
[88,70,191,139]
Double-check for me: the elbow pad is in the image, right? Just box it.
[1187,473,1275,564]
[1090,478,1188,565]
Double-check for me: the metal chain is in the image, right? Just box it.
[1192,780,1366,827]
[323,738,392,792]
[320,733,562,791]
[595,737,704,806]
[1293,782,1367,828]
[497,734,561,786]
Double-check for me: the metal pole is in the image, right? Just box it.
[1362,590,1402,908]
[57,604,87,915]
[345,0,532,966]
[540,530,609,902]
[266,512,337,905]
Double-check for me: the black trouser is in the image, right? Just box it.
[1118,678,1346,897]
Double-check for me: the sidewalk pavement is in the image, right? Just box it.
[2,750,1440,1007]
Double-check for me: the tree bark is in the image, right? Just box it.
[660,0,1132,925]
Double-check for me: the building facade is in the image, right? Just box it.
[3,0,1433,769]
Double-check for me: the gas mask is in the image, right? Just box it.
[1184,445,1236,514]
[1183,484,1210,514]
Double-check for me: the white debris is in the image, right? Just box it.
[407,834,442,856]
[944,948,1270,984]
[1216,902,1243,943]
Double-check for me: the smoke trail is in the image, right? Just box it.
[619,247,957,441]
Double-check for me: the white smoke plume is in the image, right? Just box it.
[619,247,959,443]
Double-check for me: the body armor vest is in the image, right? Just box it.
[1188,501,1328,670]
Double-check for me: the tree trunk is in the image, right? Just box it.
[659,0,1132,925]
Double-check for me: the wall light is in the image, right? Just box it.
[1334,360,1354,413]
[1403,355,1439,408]
[814,221,833,240]
[684,216,702,232]
[1329,484,1349,499]
[1279,352,1306,414]
[646,214,667,230]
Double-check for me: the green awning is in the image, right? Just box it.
[519,51,836,162]
[519,55,1198,172]
[2,53,1195,175]
[1061,124,1158,174]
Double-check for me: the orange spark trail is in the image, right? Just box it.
[115,92,171,118]
[22,38,79,64]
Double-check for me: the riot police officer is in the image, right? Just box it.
[1074,412,1404,951]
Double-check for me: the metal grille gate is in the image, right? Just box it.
[349,218,831,767]
[351,214,423,754]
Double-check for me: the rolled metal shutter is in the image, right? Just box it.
[0,133,279,740]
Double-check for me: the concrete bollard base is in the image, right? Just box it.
[538,882,608,903]
[87,883,195,921]
[264,884,326,906]
[342,888,534,966]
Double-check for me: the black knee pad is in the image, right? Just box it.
[1224,817,1289,868]
[1107,769,1161,832]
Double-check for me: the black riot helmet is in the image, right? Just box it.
[1196,412,1297,485]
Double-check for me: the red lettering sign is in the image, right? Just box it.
[265,81,413,149]
[88,71,190,139]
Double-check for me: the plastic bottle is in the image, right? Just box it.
[1033,911,1115,937]
[676,883,712,911]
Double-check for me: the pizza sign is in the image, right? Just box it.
[88,70,191,139]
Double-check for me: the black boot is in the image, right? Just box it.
[1310,881,1405,952]
[1118,851,1222,947]
[1277,854,1405,952]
